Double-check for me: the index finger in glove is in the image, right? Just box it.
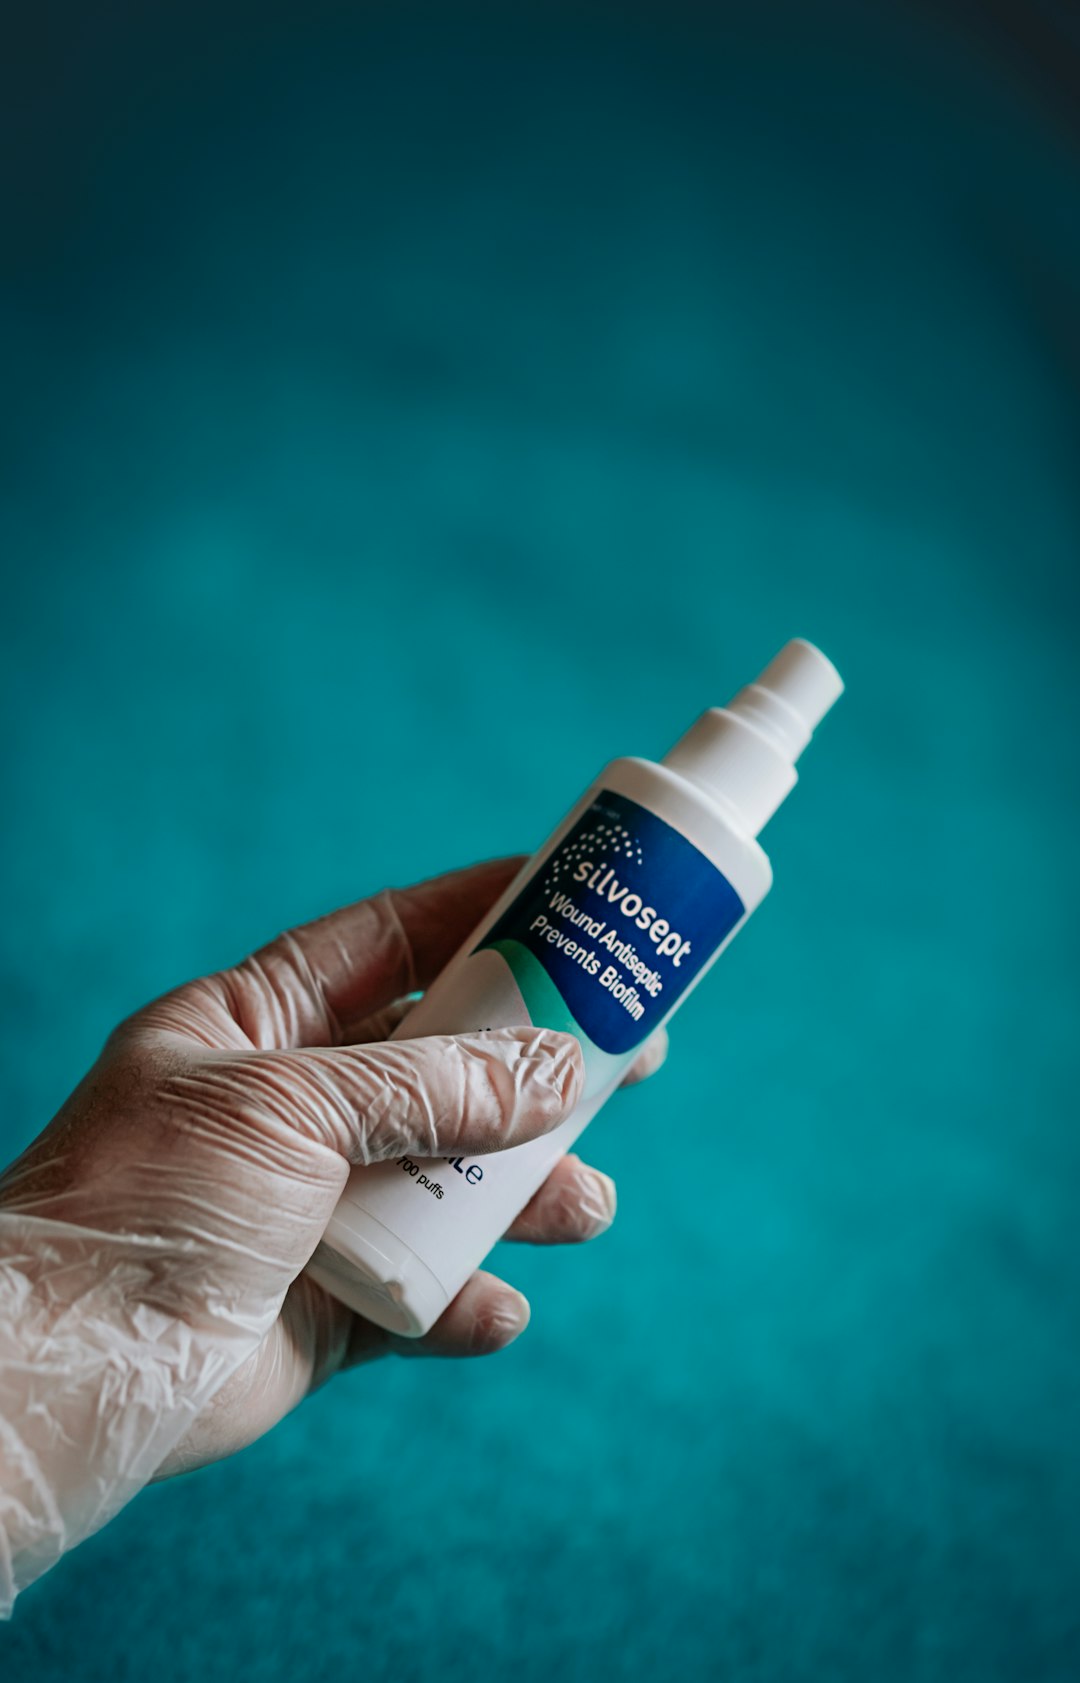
[238,856,525,1048]
[133,856,526,1053]
[206,1026,584,1166]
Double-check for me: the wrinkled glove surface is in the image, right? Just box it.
[0,858,666,1615]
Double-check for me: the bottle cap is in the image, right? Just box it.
[661,639,843,836]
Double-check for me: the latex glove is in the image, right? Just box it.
[0,857,666,1615]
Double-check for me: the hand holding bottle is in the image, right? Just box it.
[0,857,665,1615]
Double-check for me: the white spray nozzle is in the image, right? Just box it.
[728,638,845,762]
[661,638,844,836]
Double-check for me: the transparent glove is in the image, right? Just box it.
[0,857,666,1615]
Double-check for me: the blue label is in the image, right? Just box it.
[478,789,745,1056]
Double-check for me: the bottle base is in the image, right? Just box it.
[306,1207,451,1337]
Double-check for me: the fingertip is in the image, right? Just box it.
[411,1272,531,1356]
[471,1024,584,1128]
[558,1152,617,1230]
[505,1153,617,1244]
[619,1026,670,1087]
[475,1284,531,1354]
[580,1163,617,1231]
[530,1028,585,1113]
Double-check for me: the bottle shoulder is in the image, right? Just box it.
[593,755,773,910]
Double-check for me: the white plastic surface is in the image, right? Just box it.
[316,640,843,1336]
[662,638,845,835]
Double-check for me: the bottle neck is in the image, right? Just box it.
[661,708,797,838]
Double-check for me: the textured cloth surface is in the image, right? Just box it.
[2,3,1078,1677]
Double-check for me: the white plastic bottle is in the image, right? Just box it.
[307,638,843,1336]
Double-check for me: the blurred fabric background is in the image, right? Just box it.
[2,2,1078,1677]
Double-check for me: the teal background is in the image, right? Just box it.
[2,3,1079,1677]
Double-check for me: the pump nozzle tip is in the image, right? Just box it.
[729,638,844,763]
[762,638,844,731]
[660,637,843,835]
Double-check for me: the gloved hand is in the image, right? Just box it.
[0,857,666,1615]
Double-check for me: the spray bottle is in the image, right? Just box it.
[307,638,843,1335]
